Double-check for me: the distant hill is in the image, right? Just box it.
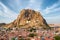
[49,24,60,27]
[0,23,6,27]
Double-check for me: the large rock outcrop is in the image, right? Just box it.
[4,9,49,28]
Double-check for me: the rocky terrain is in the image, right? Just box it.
[1,9,49,28]
[0,23,6,27]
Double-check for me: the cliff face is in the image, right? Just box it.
[4,9,49,28]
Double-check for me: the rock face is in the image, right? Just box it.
[0,23,6,27]
[5,9,49,28]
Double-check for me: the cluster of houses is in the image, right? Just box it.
[0,26,60,40]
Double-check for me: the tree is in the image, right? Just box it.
[28,33,37,37]
[28,27,36,32]
[12,38,15,40]
[54,35,60,40]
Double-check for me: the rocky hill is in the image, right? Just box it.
[4,9,49,28]
[0,23,6,27]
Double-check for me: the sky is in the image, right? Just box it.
[0,0,60,24]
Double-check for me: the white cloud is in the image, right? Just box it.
[42,1,60,14]
[45,15,60,19]
[42,0,60,24]
[45,15,60,24]
[25,0,43,11]
[0,2,18,23]
[44,12,60,24]
[30,0,35,3]
[6,0,22,13]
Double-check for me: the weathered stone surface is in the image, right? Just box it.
[4,9,49,28]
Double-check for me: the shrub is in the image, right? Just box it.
[12,38,15,40]
[54,35,60,40]
[28,33,37,37]
[29,28,36,32]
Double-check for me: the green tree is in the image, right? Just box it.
[29,27,36,32]
[19,38,25,40]
[12,38,15,40]
[28,33,37,37]
[54,35,60,40]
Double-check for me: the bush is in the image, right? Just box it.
[28,33,37,37]
[29,28,36,32]
[12,38,15,40]
[54,35,60,40]
[19,38,25,40]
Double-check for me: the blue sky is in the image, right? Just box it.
[0,0,60,24]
